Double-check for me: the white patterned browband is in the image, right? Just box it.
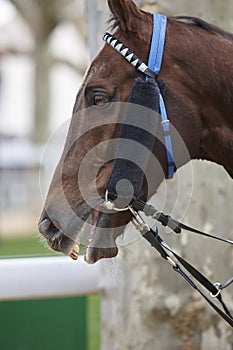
[103,32,157,79]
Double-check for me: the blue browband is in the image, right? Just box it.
[103,13,175,179]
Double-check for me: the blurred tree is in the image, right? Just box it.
[9,0,86,142]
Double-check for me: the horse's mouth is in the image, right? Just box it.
[39,204,124,264]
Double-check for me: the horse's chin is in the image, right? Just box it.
[84,242,119,264]
[81,208,119,264]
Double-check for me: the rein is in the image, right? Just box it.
[129,202,233,325]
[103,195,233,327]
[103,13,233,327]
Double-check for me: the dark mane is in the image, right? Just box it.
[174,16,233,41]
[109,13,233,42]
[108,15,120,31]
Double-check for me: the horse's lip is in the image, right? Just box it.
[39,199,102,256]
[42,199,120,263]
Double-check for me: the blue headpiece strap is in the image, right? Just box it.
[147,14,175,179]
[147,14,167,76]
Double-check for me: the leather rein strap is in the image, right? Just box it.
[129,201,233,327]
[103,194,233,327]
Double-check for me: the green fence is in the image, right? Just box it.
[0,295,100,350]
[0,297,87,350]
[0,237,101,350]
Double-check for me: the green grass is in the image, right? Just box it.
[0,234,86,258]
[0,234,60,258]
[0,235,101,350]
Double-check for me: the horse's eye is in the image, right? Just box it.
[93,94,110,106]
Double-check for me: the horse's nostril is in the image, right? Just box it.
[38,218,50,234]
[38,218,59,239]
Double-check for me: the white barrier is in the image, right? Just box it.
[0,256,102,301]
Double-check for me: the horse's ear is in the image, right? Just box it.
[108,0,145,33]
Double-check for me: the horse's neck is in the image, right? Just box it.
[200,102,233,178]
[194,37,233,176]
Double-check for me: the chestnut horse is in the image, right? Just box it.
[39,0,233,265]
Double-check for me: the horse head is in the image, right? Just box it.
[39,0,233,263]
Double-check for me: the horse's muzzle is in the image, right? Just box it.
[38,213,77,257]
[38,208,119,263]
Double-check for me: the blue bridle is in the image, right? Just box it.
[147,14,175,179]
[103,13,175,179]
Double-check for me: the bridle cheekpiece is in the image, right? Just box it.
[103,13,175,179]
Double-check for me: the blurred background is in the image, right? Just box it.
[0,0,95,245]
[0,1,232,349]
[0,1,105,349]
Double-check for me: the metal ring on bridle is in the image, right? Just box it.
[103,190,130,212]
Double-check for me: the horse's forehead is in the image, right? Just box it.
[90,61,112,78]
[86,44,132,84]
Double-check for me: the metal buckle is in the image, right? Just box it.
[210,282,221,298]
[129,206,150,233]
[166,256,178,268]
[161,119,169,125]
